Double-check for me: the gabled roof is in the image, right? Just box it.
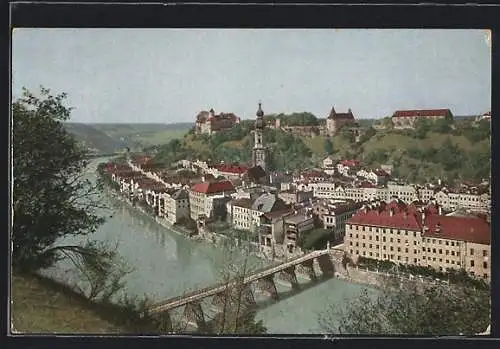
[423,215,490,245]
[190,180,234,194]
[392,109,452,118]
[245,165,267,181]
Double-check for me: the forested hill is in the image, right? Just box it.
[64,123,122,155]
[153,117,490,185]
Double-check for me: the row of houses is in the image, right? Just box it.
[344,199,491,281]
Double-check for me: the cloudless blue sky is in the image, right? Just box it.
[12,29,491,124]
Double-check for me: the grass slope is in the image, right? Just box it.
[11,273,124,334]
[64,123,122,154]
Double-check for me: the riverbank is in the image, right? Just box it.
[12,272,124,334]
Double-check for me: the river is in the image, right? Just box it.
[46,157,370,334]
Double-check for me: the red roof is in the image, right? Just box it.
[392,109,451,118]
[423,215,490,245]
[373,169,389,177]
[341,159,361,167]
[359,181,376,189]
[216,164,248,174]
[191,180,234,194]
[303,170,327,179]
[349,208,423,231]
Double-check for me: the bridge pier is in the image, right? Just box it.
[240,284,256,307]
[257,275,279,300]
[212,291,229,309]
[183,301,206,331]
[151,310,173,332]
[299,259,317,281]
[279,266,299,290]
[317,253,335,278]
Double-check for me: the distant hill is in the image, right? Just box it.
[64,122,122,154]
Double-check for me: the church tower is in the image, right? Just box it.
[252,102,268,171]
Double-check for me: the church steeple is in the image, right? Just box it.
[252,101,268,172]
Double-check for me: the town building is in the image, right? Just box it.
[227,192,288,232]
[313,200,363,241]
[158,188,190,225]
[391,109,453,129]
[344,199,491,281]
[326,106,359,136]
[195,108,240,135]
[188,180,235,221]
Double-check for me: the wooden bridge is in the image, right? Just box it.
[147,249,337,321]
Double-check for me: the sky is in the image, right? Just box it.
[12,29,491,124]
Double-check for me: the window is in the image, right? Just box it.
[423,256,426,260]
[362,243,366,248]
[451,251,455,256]
[356,234,358,238]
[363,235,366,239]
[376,236,379,241]
[470,260,475,267]
[432,239,436,244]
[414,241,417,246]
[397,256,401,261]
[470,248,474,256]
[369,252,373,257]
[383,246,386,250]
[414,249,417,254]
[350,249,353,254]
[369,236,372,240]
[369,244,372,248]
[439,249,442,254]
[397,239,401,243]
[397,247,401,252]
[432,248,436,253]
[439,258,442,262]
[355,242,359,247]
[356,250,359,255]
[376,245,379,249]
[390,246,394,251]
[350,241,353,246]
[405,248,409,253]
[445,250,449,255]
[483,250,488,257]
[446,241,449,246]
[390,238,393,243]
[451,242,455,246]
[383,254,386,259]
[483,262,488,269]
[483,274,488,279]
[413,232,417,237]
[457,252,460,257]
[383,237,386,242]
[405,231,408,236]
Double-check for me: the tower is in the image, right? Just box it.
[252,102,268,171]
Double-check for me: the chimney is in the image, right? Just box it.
[436,222,441,233]
[403,211,408,220]
[421,211,426,224]
[389,208,394,217]
[202,176,206,182]
[438,205,442,215]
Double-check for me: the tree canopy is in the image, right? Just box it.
[12,87,116,278]
[319,277,490,335]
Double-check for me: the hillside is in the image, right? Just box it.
[90,123,191,147]
[12,273,123,333]
[158,118,490,185]
[64,122,122,154]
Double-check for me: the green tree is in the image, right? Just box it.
[414,118,432,139]
[12,87,119,275]
[319,278,490,335]
[432,118,453,134]
[324,138,334,155]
